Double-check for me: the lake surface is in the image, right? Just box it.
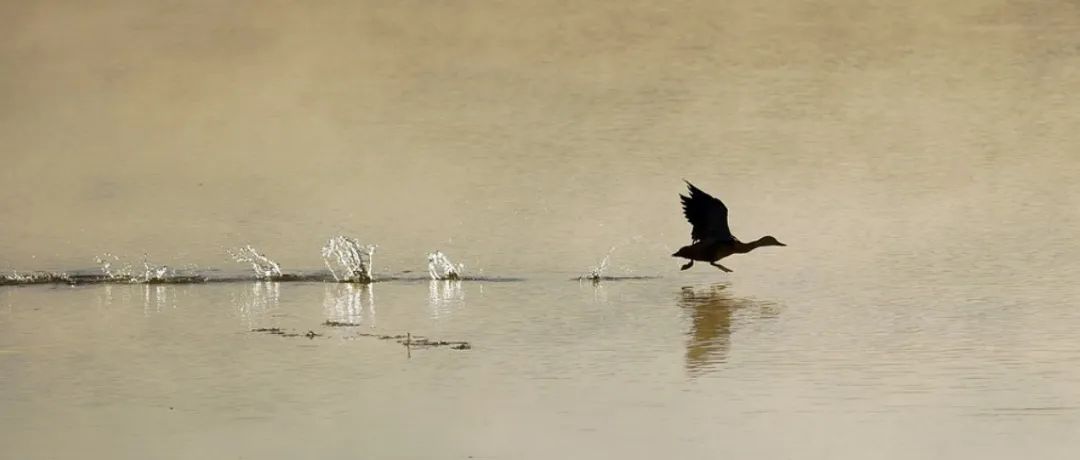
[4,0,1080,458]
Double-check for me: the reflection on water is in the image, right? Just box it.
[323,283,376,326]
[428,280,464,319]
[232,282,281,324]
[97,284,117,308]
[0,288,11,314]
[580,280,608,304]
[142,285,176,315]
[678,284,779,378]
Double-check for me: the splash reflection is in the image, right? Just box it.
[678,283,779,378]
[428,280,464,319]
[142,285,177,315]
[232,282,281,324]
[98,284,113,307]
[580,280,608,304]
[323,283,376,326]
[96,284,137,309]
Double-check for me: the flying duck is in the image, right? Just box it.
[673,181,785,272]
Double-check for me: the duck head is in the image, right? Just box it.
[756,235,786,247]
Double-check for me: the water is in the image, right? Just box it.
[5,1,1080,458]
[4,275,1079,459]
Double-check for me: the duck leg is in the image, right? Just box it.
[680,261,694,271]
[709,262,733,273]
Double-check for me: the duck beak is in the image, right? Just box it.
[776,241,787,247]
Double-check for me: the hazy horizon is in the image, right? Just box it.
[4,0,1079,274]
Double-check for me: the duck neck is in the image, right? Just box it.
[740,237,770,253]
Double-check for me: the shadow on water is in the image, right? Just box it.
[574,275,661,282]
[678,283,780,378]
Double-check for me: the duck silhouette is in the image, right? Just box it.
[673,181,785,272]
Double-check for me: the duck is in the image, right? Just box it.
[672,181,785,272]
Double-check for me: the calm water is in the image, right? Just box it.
[4,0,1080,458]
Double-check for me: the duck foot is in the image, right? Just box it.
[710,262,733,273]
[680,261,694,271]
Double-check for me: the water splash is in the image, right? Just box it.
[91,253,199,284]
[95,253,133,280]
[321,236,376,283]
[138,256,171,283]
[579,246,616,282]
[93,253,166,282]
[227,245,283,280]
[5,271,31,283]
[427,251,464,281]
[1,270,70,285]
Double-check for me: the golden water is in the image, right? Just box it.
[3,1,1080,458]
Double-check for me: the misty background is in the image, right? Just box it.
[3,0,1079,277]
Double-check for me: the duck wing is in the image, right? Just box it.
[680,181,736,242]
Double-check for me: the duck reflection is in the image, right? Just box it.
[679,283,779,377]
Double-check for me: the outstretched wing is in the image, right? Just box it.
[680,181,735,242]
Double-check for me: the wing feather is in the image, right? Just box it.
[680,181,735,242]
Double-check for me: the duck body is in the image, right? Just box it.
[672,236,784,272]
[673,181,785,273]
[673,239,745,262]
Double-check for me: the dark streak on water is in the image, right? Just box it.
[253,323,472,349]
